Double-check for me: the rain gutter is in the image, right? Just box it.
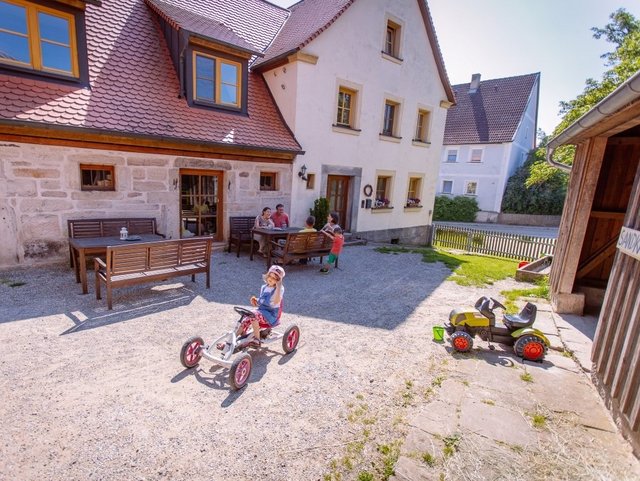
[546,69,640,172]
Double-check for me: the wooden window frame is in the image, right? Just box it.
[0,0,80,78]
[259,172,277,191]
[336,87,356,128]
[414,109,430,143]
[406,176,422,207]
[374,175,393,208]
[80,164,115,191]
[305,173,315,190]
[383,20,401,59]
[382,100,399,137]
[192,50,242,109]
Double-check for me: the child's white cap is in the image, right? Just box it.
[268,265,285,281]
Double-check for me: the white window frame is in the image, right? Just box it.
[469,148,483,163]
[442,180,453,194]
[464,181,478,196]
[445,150,458,163]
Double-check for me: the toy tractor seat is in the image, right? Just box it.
[503,302,537,330]
[475,296,496,322]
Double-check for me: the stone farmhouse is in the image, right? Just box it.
[437,73,540,221]
[0,0,454,267]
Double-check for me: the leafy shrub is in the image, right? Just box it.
[433,195,479,222]
[310,197,330,230]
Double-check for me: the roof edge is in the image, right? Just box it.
[419,0,455,104]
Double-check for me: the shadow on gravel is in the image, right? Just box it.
[443,345,557,370]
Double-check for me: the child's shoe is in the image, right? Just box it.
[248,337,261,347]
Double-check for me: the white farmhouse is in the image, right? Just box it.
[255,0,455,243]
[437,73,540,221]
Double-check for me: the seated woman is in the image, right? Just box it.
[254,207,275,256]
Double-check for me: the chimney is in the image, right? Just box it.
[469,73,481,93]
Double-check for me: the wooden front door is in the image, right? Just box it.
[326,175,350,231]
[180,169,223,240]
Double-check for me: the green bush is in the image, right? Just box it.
[433,195,479,222]
[310,197,330,230]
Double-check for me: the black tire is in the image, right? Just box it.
[450,331,473,353]
[514,335,547,362]
[180,336,204,368]
[229,353,252,390]
[282,325,300,354]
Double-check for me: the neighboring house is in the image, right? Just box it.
[0,0,453,268]
[545,69,640,454]
[437,73,540,221]
[254,0,454,242]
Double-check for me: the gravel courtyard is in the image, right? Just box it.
[0,245,636,480]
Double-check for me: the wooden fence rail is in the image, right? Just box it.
[431,224,556,261]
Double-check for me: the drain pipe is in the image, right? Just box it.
[546,69,640,172]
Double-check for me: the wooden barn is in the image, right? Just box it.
[546,69,640,454]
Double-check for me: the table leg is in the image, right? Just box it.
[250,231,255,261]
[72,247,80,283]
[78,249,88,294]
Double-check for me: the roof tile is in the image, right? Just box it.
[444,73,539,145]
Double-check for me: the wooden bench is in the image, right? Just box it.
[94,237,212,310]
[68,217,161,267]
[227,216,256,257]
[268,231,336,267]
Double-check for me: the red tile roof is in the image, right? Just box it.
[443,73,540,145]
[0,0,300,154]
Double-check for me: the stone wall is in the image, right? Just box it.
[0,142,291,268]
[354,225,430,246]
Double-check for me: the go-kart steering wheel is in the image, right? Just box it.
[490,298,506,311]
[234,306,254,317]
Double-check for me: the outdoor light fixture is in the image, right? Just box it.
[298,164,308,181]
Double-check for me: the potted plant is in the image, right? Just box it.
[406,198,422,207]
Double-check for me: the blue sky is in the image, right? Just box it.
[268,0,640,136]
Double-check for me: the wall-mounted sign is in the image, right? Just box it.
[617,226,640,261]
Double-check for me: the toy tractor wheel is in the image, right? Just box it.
[450,331,473,353]
[180,336,204,368]
[230,353,252,390]
[514,335,547,362]
[282,325,300,354]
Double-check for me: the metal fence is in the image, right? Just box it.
[431,223,556,261]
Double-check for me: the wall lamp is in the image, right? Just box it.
[298,164,308,181]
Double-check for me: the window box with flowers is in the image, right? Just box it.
[405,198,422,208]
[372,198,393,211]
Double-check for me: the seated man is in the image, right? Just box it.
[271,204,290,228]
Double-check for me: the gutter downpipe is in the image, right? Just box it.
[546,69,640,172]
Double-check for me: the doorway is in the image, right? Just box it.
[180,169,223,240]
[326,175,350,231]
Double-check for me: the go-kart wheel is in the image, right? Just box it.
[234,306,254,317]
[282,325,300,354]
[514,335,547,362]
[450,331,473,353]
[230,353,252,390]
[180,336,204,368]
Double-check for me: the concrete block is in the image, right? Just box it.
[552,292,585,315]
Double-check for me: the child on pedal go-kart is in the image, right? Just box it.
[224,265,285,348]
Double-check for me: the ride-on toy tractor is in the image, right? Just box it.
[180,306,300,390]
[444,296,550,362]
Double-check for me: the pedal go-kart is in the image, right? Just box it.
[180,306,300,390]
[444,296,550,362]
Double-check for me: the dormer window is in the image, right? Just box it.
[193,51,242,109]
[0,0,81,79]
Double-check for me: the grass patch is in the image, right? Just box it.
[481,399,495,406]
[442,434,461,458]
[376,246,517,287]
[500,276,549,312]
[422,452,436,466]
[520,372,534,383]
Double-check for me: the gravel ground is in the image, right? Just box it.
[0,245,617,480]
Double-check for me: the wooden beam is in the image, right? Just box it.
[590,210,626,220]
[569,100,640,143]
[576,237,618,278]
[607,137,640,146]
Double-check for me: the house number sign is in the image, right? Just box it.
[617,226,640,261]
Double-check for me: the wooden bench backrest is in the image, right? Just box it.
[229,216,255,234]
[284,232,331,253]
[68,218,157,238]
[106,238,212,275]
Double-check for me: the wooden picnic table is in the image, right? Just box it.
[69,234,164,294]
[250,227,301,266]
